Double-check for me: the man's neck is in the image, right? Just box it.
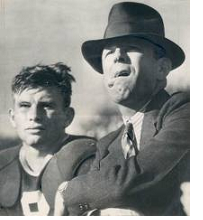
[118,87,163,118]
[118,98,151,119]
[118,105,137,119]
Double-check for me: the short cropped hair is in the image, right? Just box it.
[12,62,75,108]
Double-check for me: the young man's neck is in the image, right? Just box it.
[20,146,52,176]
[21,134,67,173]
[22,144,51,159]
[23,139,66,156]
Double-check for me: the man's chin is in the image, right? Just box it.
[109,90,130,104]
[111,94,131,105]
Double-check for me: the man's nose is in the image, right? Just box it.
[28,105,42,121]
[114,48,128,63]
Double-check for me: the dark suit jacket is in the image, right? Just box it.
[65,90,190,216]
[0,135,96,216]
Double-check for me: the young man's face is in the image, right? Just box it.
[102,39,164,109]
[9,87,72,151]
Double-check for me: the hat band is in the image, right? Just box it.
[104,19,165,38]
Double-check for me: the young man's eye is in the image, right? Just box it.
[19,103,30,108]
[42,103,55,109]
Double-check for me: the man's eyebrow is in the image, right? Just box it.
[104,45,116,50]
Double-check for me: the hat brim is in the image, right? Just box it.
[82,34,185,74]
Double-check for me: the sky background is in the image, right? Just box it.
[0,0,189,140]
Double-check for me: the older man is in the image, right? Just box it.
[0,63,96,216]
[56,2,189,216]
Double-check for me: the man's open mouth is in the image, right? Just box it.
[115,70,130,77]
[108,70,130,88]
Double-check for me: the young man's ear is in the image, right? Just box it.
[65,107,75,128]
[9,108,16,128]
[156,57,172,80]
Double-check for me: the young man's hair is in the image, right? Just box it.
[12,62,75,108]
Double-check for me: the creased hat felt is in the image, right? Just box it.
[82,2,185,73]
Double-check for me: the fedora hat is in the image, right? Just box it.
[82,2,185,74]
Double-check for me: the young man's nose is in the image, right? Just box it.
[28,105,42,121]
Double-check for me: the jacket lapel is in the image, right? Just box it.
[98,125,124,160]
[140,110,159,150]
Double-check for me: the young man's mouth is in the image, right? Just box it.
[26,126,45,133]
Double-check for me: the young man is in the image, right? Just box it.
[0,63,96,216]
[55,2,190,216]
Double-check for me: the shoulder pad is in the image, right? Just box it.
[53,137,96,179]
[0,146,20,171]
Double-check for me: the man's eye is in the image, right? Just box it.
[103,47,116,56]
[125,46,142,53]
[105,50,113,56]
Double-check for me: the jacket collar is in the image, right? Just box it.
[139,90,170,149]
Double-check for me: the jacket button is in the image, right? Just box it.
[79,203,89,211]
[84,204,89,210]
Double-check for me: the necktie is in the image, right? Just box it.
[121,122,139,159]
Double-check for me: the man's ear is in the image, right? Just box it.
[64,107,75,128]
[9,108,16,128]
[156,57,172,80]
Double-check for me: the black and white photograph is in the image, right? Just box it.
[0,0,190,216]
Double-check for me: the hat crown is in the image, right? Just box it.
[104,2,165,38]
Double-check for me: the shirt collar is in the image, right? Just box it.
[122,98,151,124]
